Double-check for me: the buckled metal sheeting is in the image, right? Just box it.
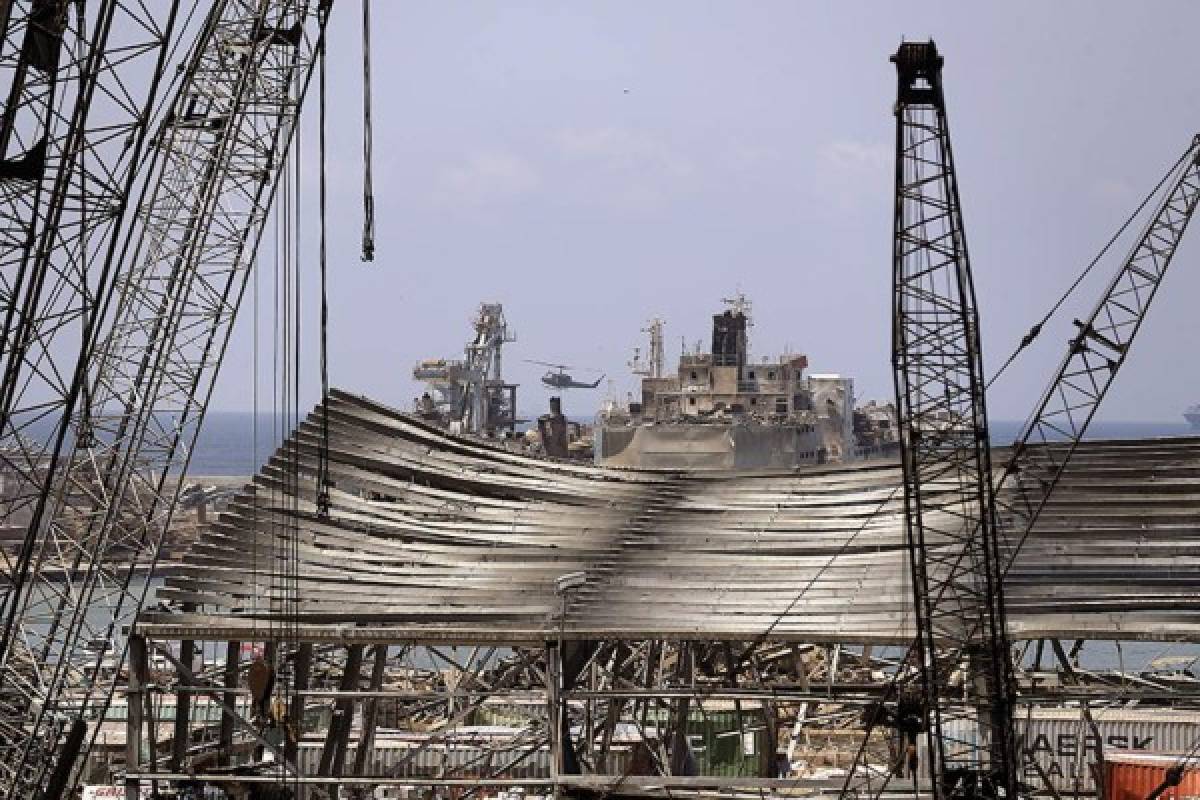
[140,389,1200,645]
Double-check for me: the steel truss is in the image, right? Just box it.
[0,0,180,601]
[998,135,1200,564]
[0,1,332,795]
[121,635,901,797]
[0,0,69,293]
[0,1,183,793]
[124,394,1200,794]
[119,630,1200,799]
[872,41,1015,800]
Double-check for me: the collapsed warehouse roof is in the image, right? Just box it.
[140,389,1200,645]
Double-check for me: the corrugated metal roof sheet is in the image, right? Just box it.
[141,389,1200,645]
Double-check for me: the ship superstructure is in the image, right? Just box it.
[597,297,896,469]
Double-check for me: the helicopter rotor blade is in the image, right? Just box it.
[524,359,571,370]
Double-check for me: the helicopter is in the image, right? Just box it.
[525,360,605,390]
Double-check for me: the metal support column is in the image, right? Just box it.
[218,641,240,768]
[170,604,196,771]
[287,642,313,768]
[352,645,389,778]
[317,644,364,794]
[547,641,562,799]
[125,634,147,800]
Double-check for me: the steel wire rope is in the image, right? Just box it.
[271,60,290,755]
[278,39,305,787]
[985,145,1194,390]
[269,95,279,656]
[251,173,260,622]
[256,71,284,783]
[360,0,375,262]
[268,32,305,772]
[316,0,330,518]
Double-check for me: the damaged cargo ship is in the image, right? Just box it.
[596,296,898,470]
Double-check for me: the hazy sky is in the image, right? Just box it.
[212,1,1200,422]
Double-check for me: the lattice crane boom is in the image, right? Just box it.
[0,3,183,794]
[889,40,1017,800]
[0,1,333,795]
[0,0,182,650]
[997,134,1200,567]
[842,45,1200,800]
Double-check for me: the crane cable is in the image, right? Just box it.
[360,0,376,262]
[985,144,1194,390]
[317,0,331,517]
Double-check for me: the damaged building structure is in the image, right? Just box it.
[118,390,1200,799]
[596,299,895,469]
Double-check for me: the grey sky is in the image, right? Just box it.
[211,1,1200,422]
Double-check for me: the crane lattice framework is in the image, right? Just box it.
[888,41,1017,800]
[0,0,180,592]
[842,44,1200,800]
[998,134,1200,563]
[0,0,332,796]
[0,0,183,793]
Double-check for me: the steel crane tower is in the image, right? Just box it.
[888,41,1016,800]
[0,2,180,578]
[0,1,332,795]
[463,302,515,434]
[843,43,1200,800]
[0,0,182,792]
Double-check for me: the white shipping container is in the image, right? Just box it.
[297,736,553,779]
[913,708,1200,795]
[295,729,641,782]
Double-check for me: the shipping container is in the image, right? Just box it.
[1104,752,1200,800]
[913,708,1200,795]
[298,731,555,780]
